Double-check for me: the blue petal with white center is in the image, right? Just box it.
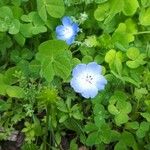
[56,16,79,45]
[70,62,107,99]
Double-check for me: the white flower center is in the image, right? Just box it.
[78,72,97,89]
[63,26,74,39]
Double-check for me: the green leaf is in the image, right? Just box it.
[84,123,98,133]
[0,20,8,32]
[126,60,140,69]
[105,0,123,23]
[123,76,139,87]
[82,55,93,63]
[84,35,99,47]
[121,131,138,149]
[141,112,150,122]
[112,23,134,48]
[36,40,71,82]
[0,100,11,111]
[94,3,109,21]
[0,74,9,95]
[141,0,150,7]
[105,49,116,63]
[114,52,122,75]
[6,86,25,98]
[53,53,72,80]
[46,0,65,18]
[8,19,20,34]
[41,60,54,83]
[115,113,129,126]
[95,0,108,4]
[14,33,25,46]
[139,7,150,26]
[20,23,33,37]
[125,18,137,34]
[56,100,68,113]
[122,0,139,16]
[86,131,100,146]
[136,121,150,138]
[126,47,140,60]
[125,121,139,130]
[33,115,42,136]
[108,104,119,115]
[59,115,68,123]
[70,138,78,150]
[115,141,127,150]
[134,88,148,99]
[37,0,47,21]
[0,6,13,19]
[32,26,47,34]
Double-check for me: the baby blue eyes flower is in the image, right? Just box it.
[56,16,79,45]
[70,62,107,99]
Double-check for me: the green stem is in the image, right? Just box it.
[134,31,150,35]
[44,104,50,150]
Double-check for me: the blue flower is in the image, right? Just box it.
[70,62,107,99]
[56,16,79,45]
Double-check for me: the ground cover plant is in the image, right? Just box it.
[0,0,150,149]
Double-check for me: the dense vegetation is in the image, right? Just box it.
[0,0,150,149]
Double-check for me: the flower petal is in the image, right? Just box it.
[66,36,75,45]
[72,64,86,77]
[62,16,73,26]
[56,34,66,41]
[96,76,107,90]
[70,78,83,93]
[81,86,98,98]
[56,25,64,35]
[72,23,79,33]
[86,62,102,74]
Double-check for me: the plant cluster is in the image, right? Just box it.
[0,0,150,150]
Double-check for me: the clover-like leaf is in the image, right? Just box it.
[122,0,139,16]
[108,91,132,126]
[94,2,109,21]
[139,7,150,26]
[46,0,65,18]
[36,40,72,82]
[126,47,140,60]
[112,23,134,48]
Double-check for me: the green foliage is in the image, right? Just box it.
[0,0,149,149]
[36,40,72,82]
[108,91,132,126]
[37,0,65,21]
